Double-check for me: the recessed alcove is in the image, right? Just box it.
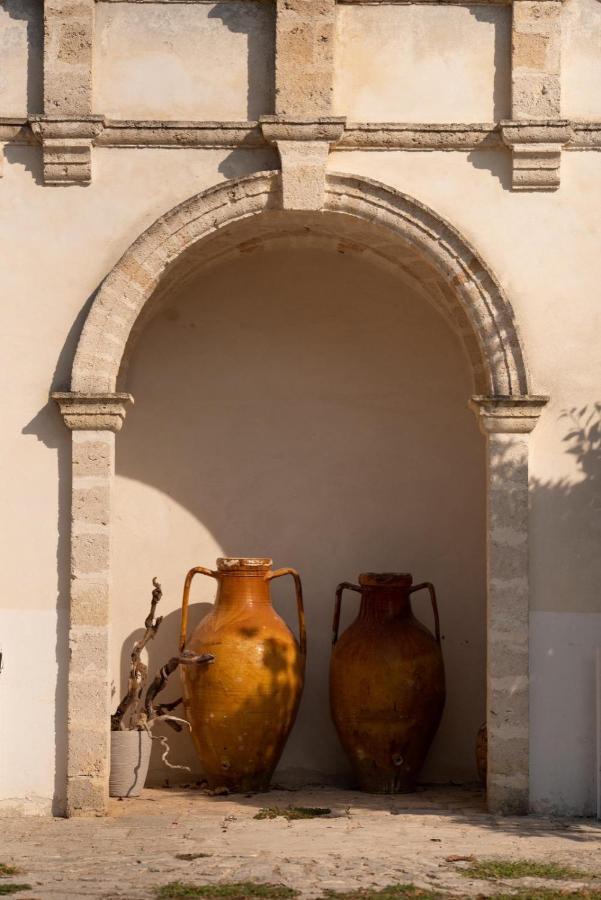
[111,232,486,788]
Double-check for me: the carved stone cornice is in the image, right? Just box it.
[500,120,571,191]
[260,116,346,211]
[30,116,106,186]
[52,392,133,431]
[470,395,549,434]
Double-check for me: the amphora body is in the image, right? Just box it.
[330,573,445,793]
[180,557,306,792]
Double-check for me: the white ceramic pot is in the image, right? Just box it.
[109,730,152,798]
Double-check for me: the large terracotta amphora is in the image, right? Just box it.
[330,572,445,793]
[179,557,306,792]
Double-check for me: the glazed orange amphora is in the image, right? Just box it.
[179,557,306,792]
[330,573,445,793]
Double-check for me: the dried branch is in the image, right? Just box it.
[145,651,214,729]
[111,578,164,731]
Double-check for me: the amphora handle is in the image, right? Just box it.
[179,566,218,652]
[332,582,363,645]
[409,581,441,644]
[265,568,307,658]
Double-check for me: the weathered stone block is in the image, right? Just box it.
[71,532,110,576]
[66,775,108,817]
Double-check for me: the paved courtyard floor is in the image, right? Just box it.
[1,786,601,899]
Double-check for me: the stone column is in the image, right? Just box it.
[31,0,104,185]
[501,0,570,191]
[471,396,548,814]
[53,393,132,817]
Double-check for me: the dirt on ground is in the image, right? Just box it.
[1,786,600,900]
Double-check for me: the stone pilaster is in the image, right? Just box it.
[471,396,548,814]
[504,0,568,190]
[53,392,132,816]
[275,0,336,117]
[269,0,342,210]
[37,0,99,185]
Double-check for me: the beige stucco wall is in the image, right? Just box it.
[333,5,510,122]
[0,0,41,116]
[94,1,274,120]
[1,0,601,815]
[562,0,601,118]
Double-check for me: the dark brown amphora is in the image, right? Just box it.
[330,573,445,793]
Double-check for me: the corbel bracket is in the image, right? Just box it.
[30,116,105,186]
[52,392,133,432]
[260,116,346,210]
[501,120,572,192]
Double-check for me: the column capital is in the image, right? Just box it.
[470,395,549,434]
[52,392,133,432]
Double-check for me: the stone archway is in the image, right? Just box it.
[53,171,547,817]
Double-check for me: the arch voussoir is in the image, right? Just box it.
[71,171,530,398]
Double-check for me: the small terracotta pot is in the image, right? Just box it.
[109,730,152,798]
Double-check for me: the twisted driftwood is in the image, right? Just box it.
[110,577,214,769]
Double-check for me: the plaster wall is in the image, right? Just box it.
[0,146,601,812]
[562,0,601,119]
[333,5,510,122]
[110,245,486,786]
[0,0,42,116]
[94,1,275,120]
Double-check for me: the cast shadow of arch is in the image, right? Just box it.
[112,244,488,791]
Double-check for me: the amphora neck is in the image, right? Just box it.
[215,557,273,608]
[357,572,414,623]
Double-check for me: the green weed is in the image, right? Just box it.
[460,859,589,881]
[254,806,331,821]
[155,882,299,899]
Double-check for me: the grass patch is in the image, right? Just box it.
[0,867,20,879]
[488,891,601,900]
[155,882,299,899]
[0,887,32,896]
[460,859,589,881]
[321,886,446,899]
[254,806,331,821]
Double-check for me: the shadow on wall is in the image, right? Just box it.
[467,5,511,121]
[112,244,487,788]
[531,404,601,607]
[22,286,102,815]
[208,0,275,120]
[3,0,43,115]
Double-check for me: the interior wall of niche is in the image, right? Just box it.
[111,239,486,789]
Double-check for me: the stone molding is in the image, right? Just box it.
[470,395,549,433]
[69,171,529,397]
[30,116,105,186]
[500,120,571,191]
[261,116,346,210]
[52,392,133,431]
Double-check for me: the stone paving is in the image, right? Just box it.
[1,786,600,899]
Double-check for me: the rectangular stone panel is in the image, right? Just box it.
[334,4,510,123]
[94,1,275,120]
[562,0,601,119]
[0,0,43,116]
